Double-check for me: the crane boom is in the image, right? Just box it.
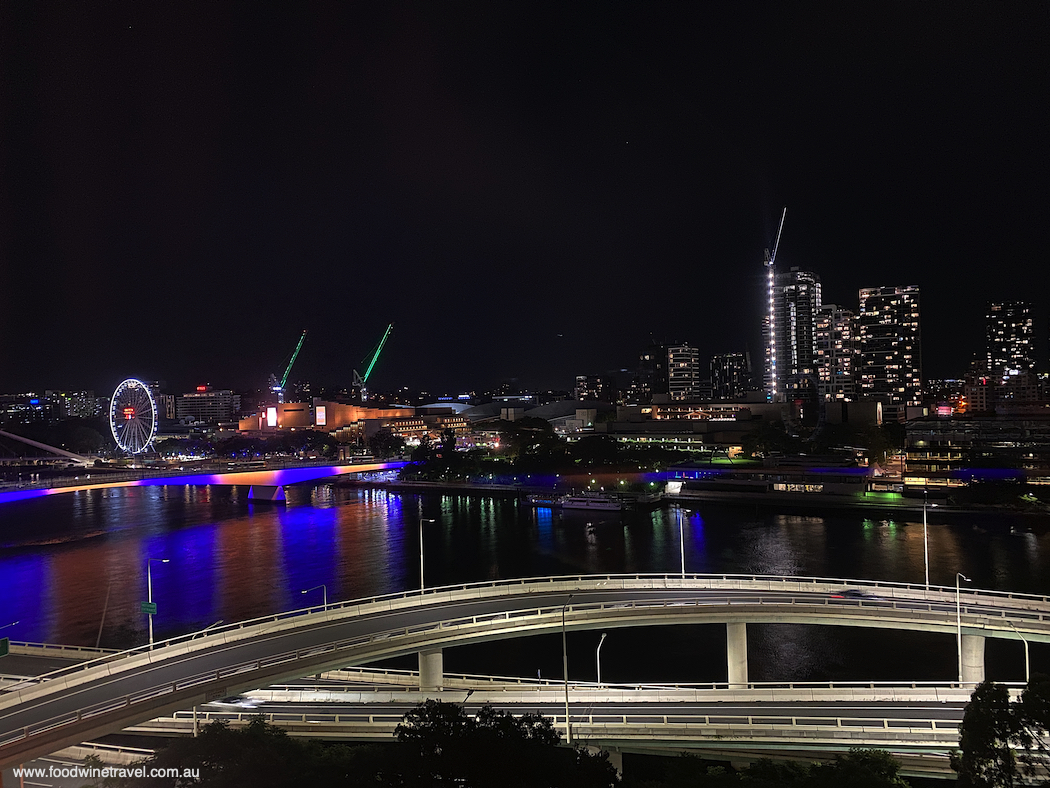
[362,323,393,384]
[280,330,308,389]
[765,207,787,267]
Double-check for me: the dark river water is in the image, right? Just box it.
[3,483,1049,684]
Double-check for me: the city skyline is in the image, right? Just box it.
[2,4,1049,394]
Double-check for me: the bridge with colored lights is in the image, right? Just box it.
[2,573,1048,769]
[0,460,409,505]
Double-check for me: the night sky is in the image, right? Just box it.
[2,4,1048,396]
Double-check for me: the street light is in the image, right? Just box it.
[596,632,608,686]
[922,490,938,589]
[677,507,686,577]
[419,518,436,590]
[147,558,170,647]
[1007,620,1031,684]
[957,572,971,684]
[562,594,574,744]
[301,585,328,607]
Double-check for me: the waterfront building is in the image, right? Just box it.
[858,285,922,421]
[905,414,1050,479]
[986,301,1034,380]
[814,305,858,401]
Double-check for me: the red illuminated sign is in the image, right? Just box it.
[196,386,208,391]
[123,407,135,420]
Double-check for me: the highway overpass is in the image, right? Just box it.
[3,573,1049,768]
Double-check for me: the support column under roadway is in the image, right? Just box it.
[961,634,986,685]
[727,622,748,688]
[419,648,444,693]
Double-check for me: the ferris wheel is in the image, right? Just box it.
[109,378,158,454]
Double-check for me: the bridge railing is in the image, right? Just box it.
[131,709,964,745]
[5,572,1050,701]
[0,458,404,493]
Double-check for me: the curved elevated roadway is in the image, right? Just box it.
[3,573,1050,767]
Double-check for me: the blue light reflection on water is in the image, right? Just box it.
[4,485,1050,684]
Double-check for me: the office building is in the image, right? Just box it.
[667,344,701,401]
[986,301,1034,380]
[814,305,858,401]
[710,353,750,399]
[858,285,922,420]
[176,386,242,422]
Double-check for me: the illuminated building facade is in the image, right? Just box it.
[175,387,241,421]
[986,301,1034,380]
[814,304,858,401]
[858,285,922,420]
[43,390,98,419]
[766,267,822,402]
[710,353,750,399]
[667,345,701,401]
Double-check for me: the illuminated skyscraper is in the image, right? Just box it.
[858,285,922,420]
[765,267,822,402]
[815,304,858,401]
[986,301,1034,379]
[667,344,700,400]
[710,352,750,399]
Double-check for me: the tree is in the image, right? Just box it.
[368,427,405,458]
[952,680,1023,786]
[395,699,618,787]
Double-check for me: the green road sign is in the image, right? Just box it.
[140,601,157,615]
[0,637,8,657]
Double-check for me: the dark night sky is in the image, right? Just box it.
[2,3,1048,396]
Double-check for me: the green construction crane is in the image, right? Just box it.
[354,323,393,401]
[281,330,308,390]
[270,329,307,402]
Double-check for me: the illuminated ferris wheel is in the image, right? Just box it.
[109,378,158,454]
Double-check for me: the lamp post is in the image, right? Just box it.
[562,594,574,743]
[1007,620,1031,684]
[677,507,685,578]
[419,518,436,590]
[596,632,608,686]
[923,488,929,589]
[956,572,971,683]
[922,490,939,590]
[301,585,327,607]
[147,558,170,647]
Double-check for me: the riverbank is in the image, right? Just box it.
[335,478,1050,520]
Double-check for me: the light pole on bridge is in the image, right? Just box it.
[1007,619,1031,685]
[956,572,971,684]
[562,594,574,744]
[146,558,170,648]
[596,632,608,686]
[419,518,436,590]
[301,585,328,607]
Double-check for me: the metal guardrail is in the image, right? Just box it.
[284,667,1011,693]
[8,641,120,657]
[138,710,963,745]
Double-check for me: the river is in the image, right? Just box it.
[2,483,1049,684]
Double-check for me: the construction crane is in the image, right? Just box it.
[269,329,308,403]
[353,323,393,402]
